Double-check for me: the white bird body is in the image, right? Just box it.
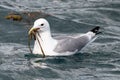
[28,18,100,56]
[33,32,58,56]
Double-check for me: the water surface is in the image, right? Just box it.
[0,0,120,80]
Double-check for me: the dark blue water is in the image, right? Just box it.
[0,0,120,80]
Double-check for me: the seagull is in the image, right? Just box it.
[28,18,100,57]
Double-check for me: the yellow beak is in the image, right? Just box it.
[28,27,40,40]
[28,27,40,35]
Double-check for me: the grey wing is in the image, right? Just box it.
[54,35,90,53]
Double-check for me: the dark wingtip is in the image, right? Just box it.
[90,26,100,34]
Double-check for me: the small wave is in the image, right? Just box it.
[0,43,29,55]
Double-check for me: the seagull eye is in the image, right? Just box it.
[41,23,44,26]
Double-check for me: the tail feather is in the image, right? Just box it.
[90,26,100,34]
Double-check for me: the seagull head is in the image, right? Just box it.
[28,18,50,37]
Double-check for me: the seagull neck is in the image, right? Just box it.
[38,31,53,42]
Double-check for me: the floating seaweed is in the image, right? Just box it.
[5,14,22,21]
[5,11,50,25]
[28,27,46,58]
